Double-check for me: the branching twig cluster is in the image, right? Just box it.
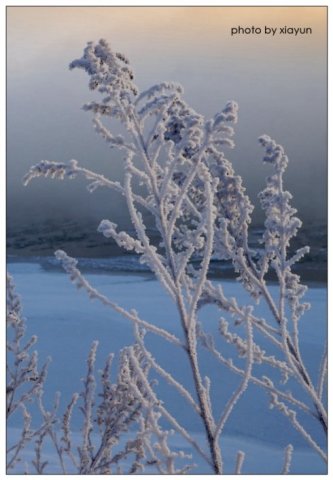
[7,277,191,474]
[18,39,327,474]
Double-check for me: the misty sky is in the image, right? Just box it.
[7,6,327,230]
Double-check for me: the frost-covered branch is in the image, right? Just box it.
[6,274,51,472]
[20,38,327,473]
[281,444,293,474]
[234,450,245,474]
[133,325,200,415]
[317,346,328,401]
[214,308,254,444]
[54,249,183,349]
[125,343,212,468]
[7,277,191,474]
[198,325,315,418]
[269,393,327,463]
[23,159,155,215]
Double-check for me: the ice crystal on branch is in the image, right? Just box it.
[69,39,138,98]
[7,276,189,474]
[21,38,327,474]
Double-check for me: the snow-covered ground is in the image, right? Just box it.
[7,259,327,474]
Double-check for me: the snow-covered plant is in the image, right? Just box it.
[7,275,190,474]
[23,39,327,473]
[52,340,193,475]
[6,273,50,471]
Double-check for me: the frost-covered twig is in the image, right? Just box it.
[6,404,33,471]
[7,277,187,474]
[6,274,51,472]
[23,159,155,215]
[214,308,254,445]
[257,136,327,434]
[133,325,200,415]
[198,326,315,417]
[61,393,79,469]
[139,407,194,474]
[125,344,212,468]
[54,249,183,349]
[21,38,327,473]
[234,450,245,474]
[79,341,98,472]
[269,393,327,463]
[34,391,66,474]
[281,444,293,474]
[317,346,327,401]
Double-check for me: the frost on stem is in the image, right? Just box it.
[257,137,327,430]
[54,249,183,348]
[69,38,138,98]
[6,274,50,472]
[23,159,79,186]
[281,444,293,474]
[67,340,149,474]
[257,135,311,308]
[22,38,327,473]
[7,275,189,474]
[68,340,194,474]
[6,274,48,416]
[98,220,145,253]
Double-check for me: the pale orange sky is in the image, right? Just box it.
[7,6,327,83]
[7,6,328,226]
[7,6,326,53]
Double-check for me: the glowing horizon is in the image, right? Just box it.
[7,6,327,227]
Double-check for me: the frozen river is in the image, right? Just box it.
[7,259,327,474]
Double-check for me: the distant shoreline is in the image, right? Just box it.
[7,254,327,287]
[7,220,327,285]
